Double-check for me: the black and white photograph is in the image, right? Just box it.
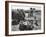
[12,7,41,31]
[5,1,45,36]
